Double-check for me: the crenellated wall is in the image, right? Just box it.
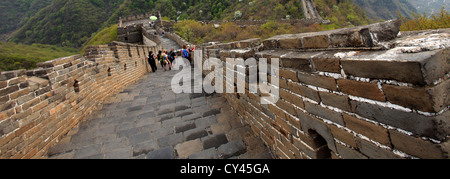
[200,20,450,159]
[0,42,161,159]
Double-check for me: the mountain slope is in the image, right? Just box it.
[9,0,125,47]
[352,0,417,20]
[0,0,52,34]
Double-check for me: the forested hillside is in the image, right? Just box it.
[0,0,52,34]
[9,0,125,48]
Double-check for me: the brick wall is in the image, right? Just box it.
[0,42,161,159]
[200,21,450,159]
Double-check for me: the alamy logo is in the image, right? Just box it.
[171,50,279,105]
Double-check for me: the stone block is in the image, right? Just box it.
[329,125,357,148]
[297,72,337,91]
[319,91,351,112]
[146,146,174,159]
[337,79,385,102]
[335,142,368,159]
[383,80,449,113]
[356,137,399,159]
[218,140,246,159]
[350,100,439,139]
[276,99,296,117]
[329,28,373,47]
[341,48,449,86]
[278,36,303,49]
[304,101,344,126]
[279,68,299,82]
[175,139,203,159]
[0,85,19,97]
[279,89,305,109]
[288,81,320,102]
[312,52,341,73]
[303,35,329,49]
[189,147,219,159]
[343,114,390,146]
[389,129,444,159]
[203,133,229,150]
[280,51,319,72]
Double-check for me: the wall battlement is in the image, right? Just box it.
[200,20,450,159]
[0,42,161,159]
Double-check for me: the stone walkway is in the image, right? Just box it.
[160,36,181,50]
[47,69,273,159]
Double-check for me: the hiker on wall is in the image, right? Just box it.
[147,51,157,73]
[182,45,191,64]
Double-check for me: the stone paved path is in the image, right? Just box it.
[47,69,273,159]
[160,36,181,50]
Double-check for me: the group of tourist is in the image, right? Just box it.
[147,45,195,73]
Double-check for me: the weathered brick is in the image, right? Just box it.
[0,101,15,112]
[268,104,286,120]
[329,125,357,148]
[275,116,292,137]
[175,139,203,159]
[0,81,7,89]
[278,37,302,49]
[389,129,445,159]
[312,57,341,73]
[279,68,299,82]
[302,35,329,49]
[276,99,297,117]
[275,138,295,159]
[383,79,449,113]
[341,49,449,86]
[337,79,385,102]
[280,52,320,72]
[351,100,438,139]
[298,72,337,91]
[0,85,19,97]
[304,101,344,126]
[329,28,373,47]
[343,114,390,147]
[9,88,31,100]
[7,76,26,86]
[335,142,368,159]
[288,81,320,102]
[319,91,351,112]
[279,89,305,109]
[356,137,400,159]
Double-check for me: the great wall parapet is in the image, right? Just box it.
[200,20,450,159]
[0,41,161,159]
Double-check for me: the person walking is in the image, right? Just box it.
[182,45,190,64]
[162,49,172,71]
[168,49,176,64]
[157,50,163,69]
[147,51,157,72]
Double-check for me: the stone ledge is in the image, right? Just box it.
[264,19,401,50]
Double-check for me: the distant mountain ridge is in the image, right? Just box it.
[408,0,449,15]
[353,0,417,20]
